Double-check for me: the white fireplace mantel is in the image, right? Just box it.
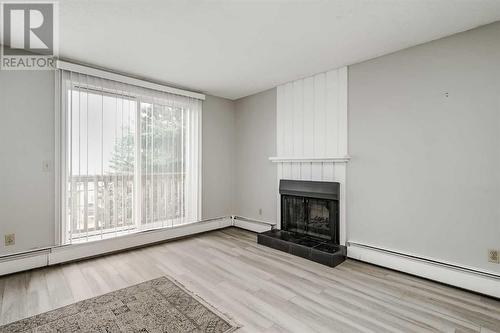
[269,156,351,163]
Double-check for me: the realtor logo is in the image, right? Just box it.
[1,2,57,70]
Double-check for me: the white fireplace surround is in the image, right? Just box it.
[271,67,349,245]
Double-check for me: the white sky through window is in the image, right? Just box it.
[69,89,136,176]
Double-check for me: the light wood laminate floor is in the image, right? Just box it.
[1,228,499,332]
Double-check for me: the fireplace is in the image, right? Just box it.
[257,180,346,267]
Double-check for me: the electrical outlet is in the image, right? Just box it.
[4,234,15,246]
[488,249,499,264]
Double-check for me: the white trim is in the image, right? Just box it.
[269,156,351,163]
[348,242,500,298]
[50,218,232,264]
[0,251,49,276]
[232,215,276,226]
[233,219,273,233]
[0,217,233,275]
[232,216,275,233]
[0,216,274,276]
[56,60,205,100]
[0,216,272,276]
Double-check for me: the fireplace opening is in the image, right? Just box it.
[257,179,346,267]
[280,179,340,243]
[282,196,339,243]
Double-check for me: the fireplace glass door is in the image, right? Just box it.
[282,195,338,243]
[307,198,334,241]
[282,196,307,235]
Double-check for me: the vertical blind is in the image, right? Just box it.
[57,69,202,244]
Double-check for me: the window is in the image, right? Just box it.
[57,69,202,244]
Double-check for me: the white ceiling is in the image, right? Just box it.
[59,0,500,100]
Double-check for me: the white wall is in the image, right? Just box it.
[348,22,500,273]
[0,70,55,255]
[234,89,276,223]
[0,70,236,255]
[202,95,236,219]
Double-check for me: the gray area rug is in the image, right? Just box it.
[0,276,238,333]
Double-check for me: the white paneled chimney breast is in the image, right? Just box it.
[270,67,349,245]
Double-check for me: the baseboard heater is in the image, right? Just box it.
[347,241,500,299]
[232,215,276,233]
[0,216,274,276]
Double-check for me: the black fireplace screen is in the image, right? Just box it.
[280,180,340,244]
[281,195,339,243]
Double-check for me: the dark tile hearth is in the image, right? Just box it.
[258,180,346,267]
[257,229,347,267]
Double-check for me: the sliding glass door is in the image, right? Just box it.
[60,71,201,244]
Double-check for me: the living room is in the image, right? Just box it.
[0,1,499,332]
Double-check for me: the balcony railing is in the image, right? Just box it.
[67,172,185,240]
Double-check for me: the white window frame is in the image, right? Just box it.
[55,61,203,246]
